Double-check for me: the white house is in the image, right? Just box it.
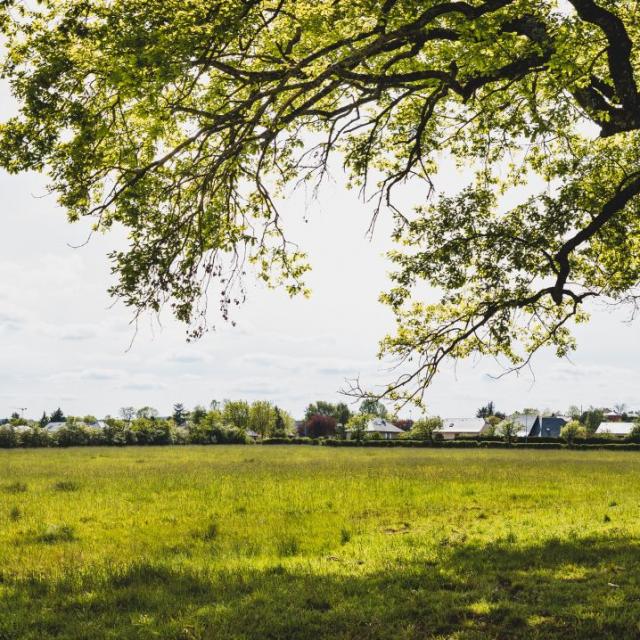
[44,421,67,432]
[365,418,405,440]
[595,421,635,437]
[436,418,489,440]
[512,414,540,438]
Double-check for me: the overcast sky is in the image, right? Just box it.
[1,105,640,420]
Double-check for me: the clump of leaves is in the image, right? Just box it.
[4,482,27,494]
[35,524,76,544]
[604,514,612,523]
[52,481,80,492]
[202,521,219,541]
[276,536,299,558]
[340,528,351,545]
[9,506,21,521]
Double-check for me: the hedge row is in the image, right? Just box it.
[0,423,248,448]
[2,425,639,451]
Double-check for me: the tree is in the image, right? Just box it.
[630,420,640,440]
[345,414,370,442]
[50,408,65,423]
[359,399,387,418]
[305,414,337,439]
[191,405,207,426]
[496,419,519,444]
[567,406,582,420]
[561,420,587,446]
[136,406,159,420]
[5,3,640,401]
[249,401,276,438]
[222,401,250,430]
[119,407,135,422]
[304,401,336,421]
[172,403,188,426]
[476,402,496,419]
[409,417,442,442]
[334,403,352,427]
[38,412,49,428]
[581,408,604,434]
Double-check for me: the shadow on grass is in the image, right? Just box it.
[1,535,639,639]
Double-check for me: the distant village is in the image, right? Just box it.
[1,399,638,447]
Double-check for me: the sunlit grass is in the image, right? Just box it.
[1,446,640,638]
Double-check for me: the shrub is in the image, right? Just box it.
[407,416,443,441]
[54,423,93,447]
[561,420,587,445]
[0,425,19,448]
[345,414,370,442]
[304,414,337,438]
[35,524,76,544]
[19,427,51,448]
[3,481,28,493]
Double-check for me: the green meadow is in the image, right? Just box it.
[1,446,640,639]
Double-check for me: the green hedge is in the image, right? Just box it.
[3,425,640,451]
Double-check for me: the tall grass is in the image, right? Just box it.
[1,446,639,638]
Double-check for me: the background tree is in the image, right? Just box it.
[567,406,582,420]
[580,408,604,434]
[359,399,388,418]
[5,3,640,403]
[136,407,159,420]
[408,417,442,442]
[476,402,496,419]
[119,407,135,423]
[272,407,287,438]
[38,412,49,428]
[172,403,188,427]
[345,414,370,443]
[304,401,337,421]
[249,401,276,438]
[496,419,519,445]
[50,408,65,423]
[561,420,587,446]
[305,414,337,439]
[191,405,207,426]
[222,401,250,430]
[333,403,352,428]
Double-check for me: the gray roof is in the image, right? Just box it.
[437,418,487,434]
[529,416,568,438]
[366,418,404,434]
[512,414,540,437]
[596,421,635,436]
[44,421,67,432]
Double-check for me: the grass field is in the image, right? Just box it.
[1,446,640,639]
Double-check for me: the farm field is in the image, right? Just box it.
[1,446,640,639]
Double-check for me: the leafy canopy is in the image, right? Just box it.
[2,1,640,405]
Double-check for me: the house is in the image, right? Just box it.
[603,410,623,422]
[529,416,569,438]
[365,418,405,440]
[595,421,635,437]
[246,429,260,440]
[436,418,489,440]
[44,420,106,432]
[512,414,540,438]
[44,421,67,432]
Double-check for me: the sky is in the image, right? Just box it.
[1,113,640,421]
